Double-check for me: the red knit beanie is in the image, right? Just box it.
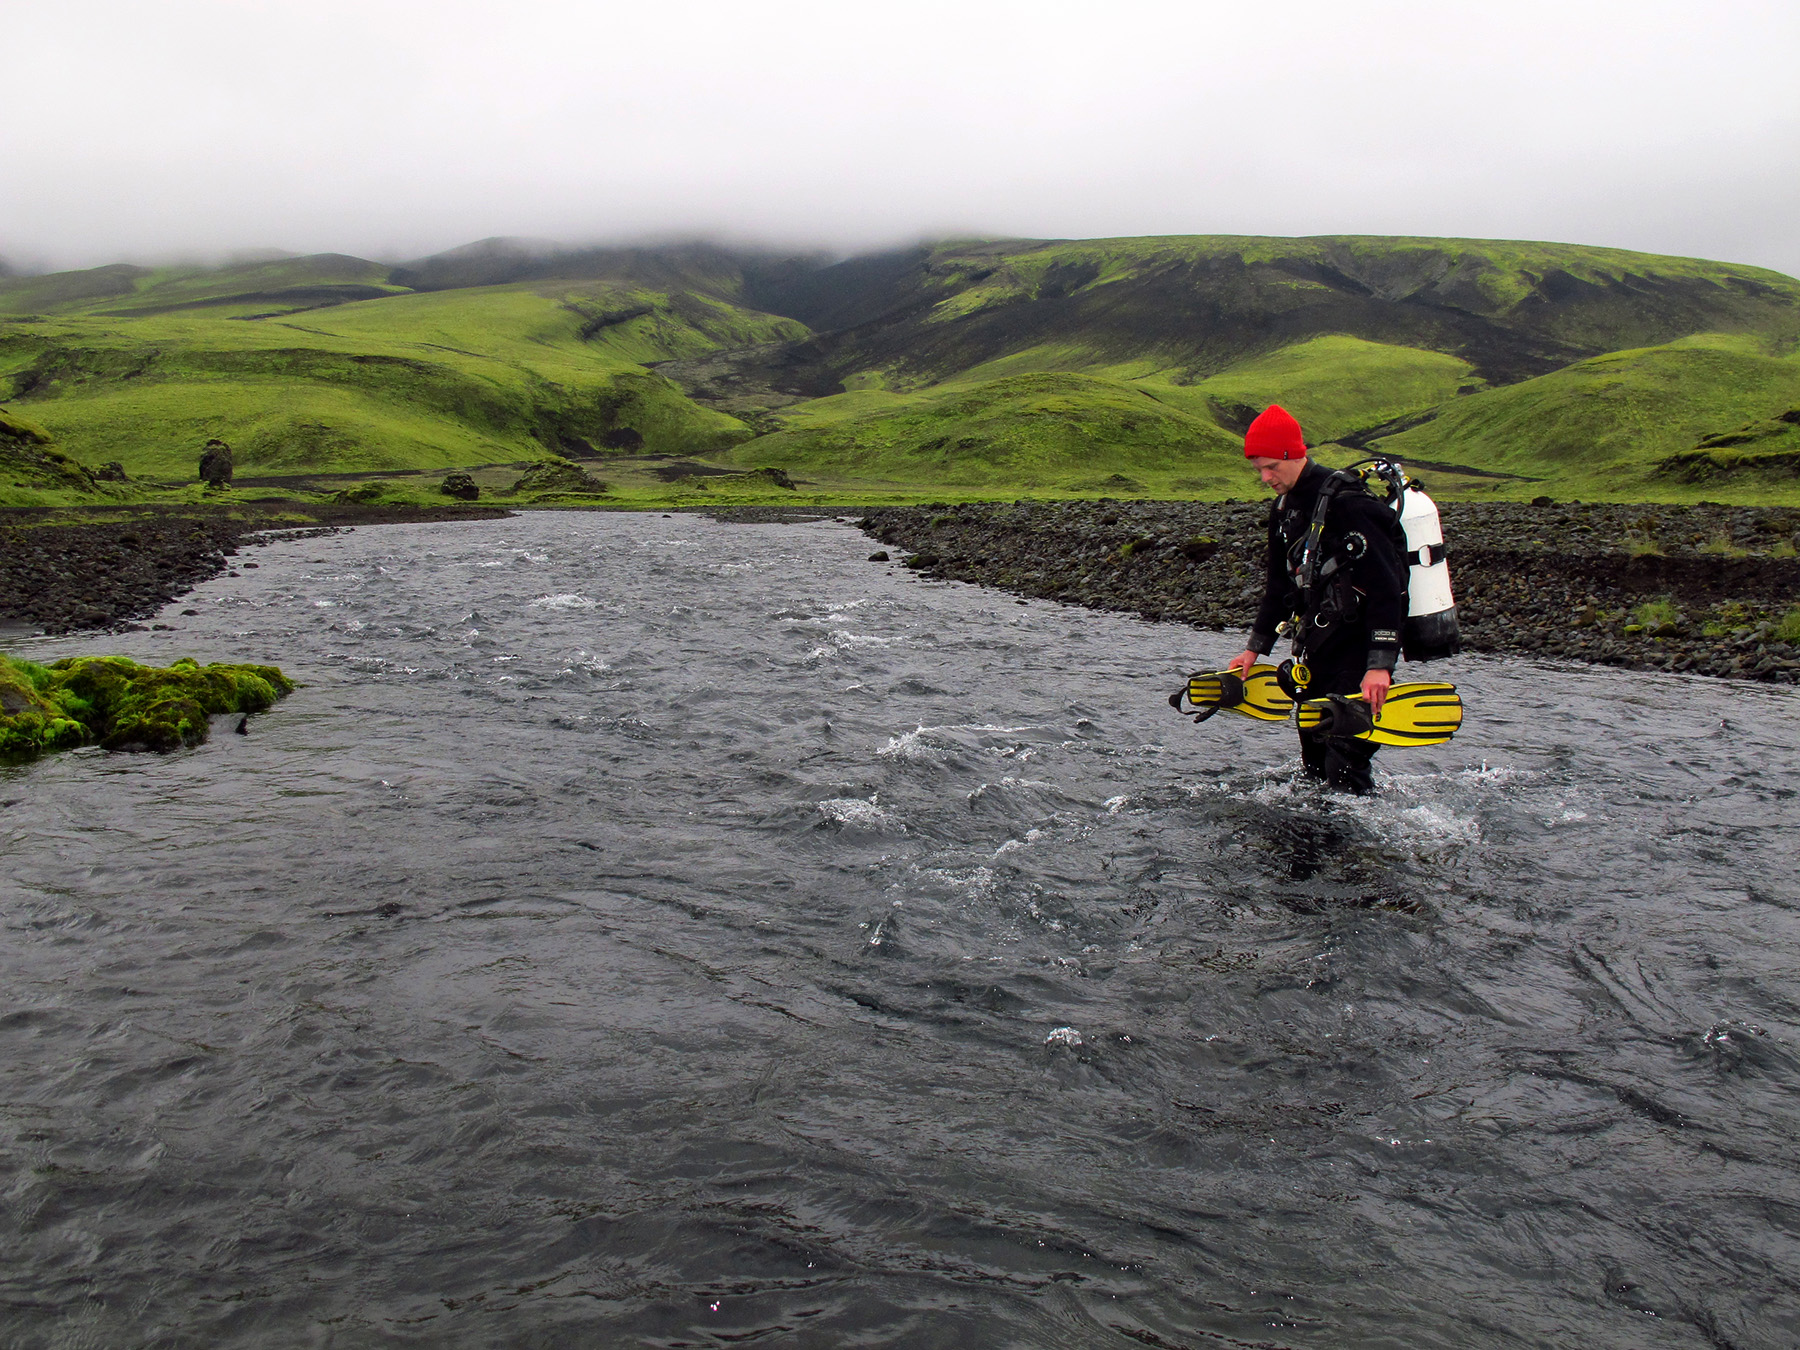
[1243,405,1306,460]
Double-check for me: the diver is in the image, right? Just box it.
[1227,405,1409,795]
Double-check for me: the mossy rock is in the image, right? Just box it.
[0,409,107,494]
[512,459,609,496]
[439,471,479,500]
[0,659,89,758]
[0,653,294,759]
[741,466,795,490]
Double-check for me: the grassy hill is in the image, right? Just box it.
[719,372,1245,495]
[1368,333,1800,499]
[0,405,118,505]
[717,235,1800,503]
[4,234,1799,507]
[752,235,1800,389]
[0,257,804,499]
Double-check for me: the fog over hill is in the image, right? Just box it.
[3,2,1796,278]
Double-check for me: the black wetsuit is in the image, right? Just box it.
[1247,461,1408,794]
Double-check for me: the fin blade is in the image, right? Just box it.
[1366,682,1462,746]
[1293,682,1463,746]
[1225,665,1295,721]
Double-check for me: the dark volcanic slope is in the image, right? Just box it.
[859,500,1800,682]
[765,237,1800,388]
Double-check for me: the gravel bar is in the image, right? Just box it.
[858,500,1800,683]
[0,503,509,635]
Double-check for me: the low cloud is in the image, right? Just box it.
[5,0,1797,276]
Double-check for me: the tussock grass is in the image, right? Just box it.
[1631,598,1683,632]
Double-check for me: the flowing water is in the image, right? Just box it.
[4,512,1799,1349]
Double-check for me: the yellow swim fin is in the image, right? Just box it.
[1292,682,1463,747]
[1171,665,1295,723]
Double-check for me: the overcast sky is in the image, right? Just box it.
[6,0,1798,276]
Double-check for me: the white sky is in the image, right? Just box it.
[6,0,1798,276]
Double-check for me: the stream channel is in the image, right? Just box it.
[4,512,1799,1348]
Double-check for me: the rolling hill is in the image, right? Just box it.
[0,254,802,499]
[3,233,1798,506]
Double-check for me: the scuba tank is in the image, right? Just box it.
[1355,457,1462,662]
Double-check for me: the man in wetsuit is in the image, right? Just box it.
[1226,405,1408,794]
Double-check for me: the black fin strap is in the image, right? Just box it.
[1325,693,1374,739]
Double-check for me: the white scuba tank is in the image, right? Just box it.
[1393,473,1461,660]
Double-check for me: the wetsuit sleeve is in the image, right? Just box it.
[1340,496,1407,670]
[1247,501,1287,654]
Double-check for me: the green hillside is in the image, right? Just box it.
[4,233,1799,507]
[762,235,1800,389]
[717,234,1800,503]
[1373,333,1800,498]
[1146,336,1482,444]
[720,372,1244,494]
[0,253,405,318]
[0,261,805,491]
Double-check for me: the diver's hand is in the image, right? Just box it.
[1361,668,1392,718]
[1227,650,1258,677]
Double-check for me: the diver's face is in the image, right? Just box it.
[1250,456,1305,494]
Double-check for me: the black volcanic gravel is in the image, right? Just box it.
[8,498,1798,683]
[0,503,509,635]
[859,500,1800,683]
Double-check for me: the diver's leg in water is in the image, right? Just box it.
[1297,645,1382,794]
[1299,732,1329,780]
[1323,738,1378,794]
[1298,731,1377,792]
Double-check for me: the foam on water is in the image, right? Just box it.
[817,796,900,830]
[528,592,599,609]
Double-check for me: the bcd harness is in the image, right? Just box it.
[1283,470,1376,655]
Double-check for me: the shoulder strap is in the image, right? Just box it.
[1294,471,1359,595]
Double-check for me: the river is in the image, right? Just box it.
[4,511,1798,1348]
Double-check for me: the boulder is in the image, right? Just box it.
[512,459,609,496]
[439,471,479,501]
[743,466,796,490]
[198,438,233,487]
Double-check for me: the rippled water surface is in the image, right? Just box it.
[5,512,1800,1348]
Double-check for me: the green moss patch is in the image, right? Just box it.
[0,653,294,760]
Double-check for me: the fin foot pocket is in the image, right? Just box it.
[1174,665,1295,723]
[1294,682,1462,747]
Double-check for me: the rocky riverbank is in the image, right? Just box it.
[858,500,1800,682]
[0,503,508,634]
